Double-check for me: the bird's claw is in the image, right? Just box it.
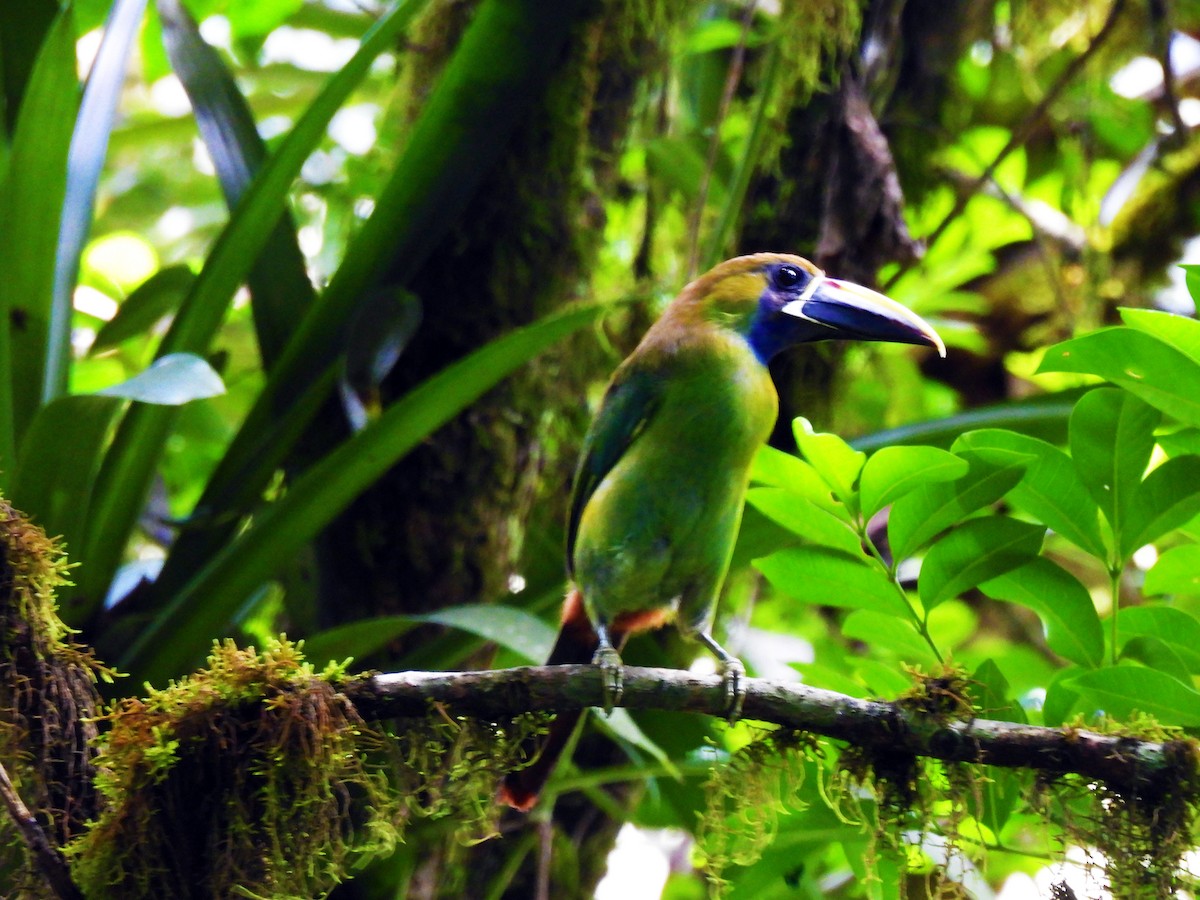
[592,645,624,715]
[720,657,746,722]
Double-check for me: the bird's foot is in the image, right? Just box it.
[719,656,746,722]
[592,644,624,715]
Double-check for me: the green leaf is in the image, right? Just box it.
[1069,666,1200,726]
[755,547,910,619]
[158,0,315,367]
[1042,668,1081,727]
[888,457,1027,561]
[971,658,1027,724]
[728,503,801,569]
[0,11,77,467]
[96,353,225,404]
[1121,306,1200,365]
[149,0,588,607]
[858,445,968,519]
[1118,606,1200,673]
[749,445,844,515]
[48,0,148,403]
[952,429,1106,559]
[1068,387,1158,543]
[1144,544,1200,596]
[850,387,1091,453]
[302,605,559,669]
[1120,455,1200,556]
[10,395,122,617]
[301,616,418,668]
[841,611,936,663]
[793,417,865,507]
[74,0,428,615]
[979,558,1103,668]
[1038,328,1200,427]
[120,301,608,683]
[412,605,557,664]
[744,488,863,557]
[592,709,678,777]
[1119,636,1192,685]
[967,660,1024,835]
[918,517,1044,612]
[90,265,195,352]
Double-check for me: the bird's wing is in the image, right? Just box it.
[566,364,662,575]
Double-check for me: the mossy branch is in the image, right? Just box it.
[350,664,1194,798]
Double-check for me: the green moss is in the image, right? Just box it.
[65,638,547,898]
[695,727,817,895]
[0,499,104,888]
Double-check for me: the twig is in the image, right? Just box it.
[884,0,1128,291]
[0,760,84,900]
[351,664,1192,799]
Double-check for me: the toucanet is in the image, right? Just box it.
[500,252,944,811]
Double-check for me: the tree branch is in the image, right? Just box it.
[0,760,84,900]
[349,664,1193,799]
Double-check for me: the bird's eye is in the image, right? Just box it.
[773,265,803,290]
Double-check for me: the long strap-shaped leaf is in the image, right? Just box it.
[72,0,428,617]
[46,0,149,405]
[121,301,610,684]
[0,11,76,480]
[149,0,591,604]
[158,0,315,368]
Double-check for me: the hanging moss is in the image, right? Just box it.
[1033,715,1200,898]
[0,500,104,889]
[695,727,818,894]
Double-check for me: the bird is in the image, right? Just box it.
[499,252,944,811]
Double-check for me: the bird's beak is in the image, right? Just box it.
[781,276,946,357]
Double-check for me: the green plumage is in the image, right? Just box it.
[570,306,778,638]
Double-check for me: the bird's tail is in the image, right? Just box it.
[499,588,606,811]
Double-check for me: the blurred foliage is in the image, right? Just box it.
[4,0,1200,896]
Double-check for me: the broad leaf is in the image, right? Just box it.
[918,516,1044,612]
[1038,328,1200,427]
[96,353,225,404]
[858,445,967,519]
[980,558,1103,668]
[755,547,910,619]
[841,610,936,663]
[1121,306,1200,365]
[953,429,1105,559]
[1069,666,1200,726]
[745,488,864,557]
[1068,388,1158,541]
[1144,544,1200,596]
[1120,455,1200,557]
[888,457,1027,561]
[1118,606,1200,673]
[750,445,845,515]
[794,417,865,507]
[1119,636,1192,685]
